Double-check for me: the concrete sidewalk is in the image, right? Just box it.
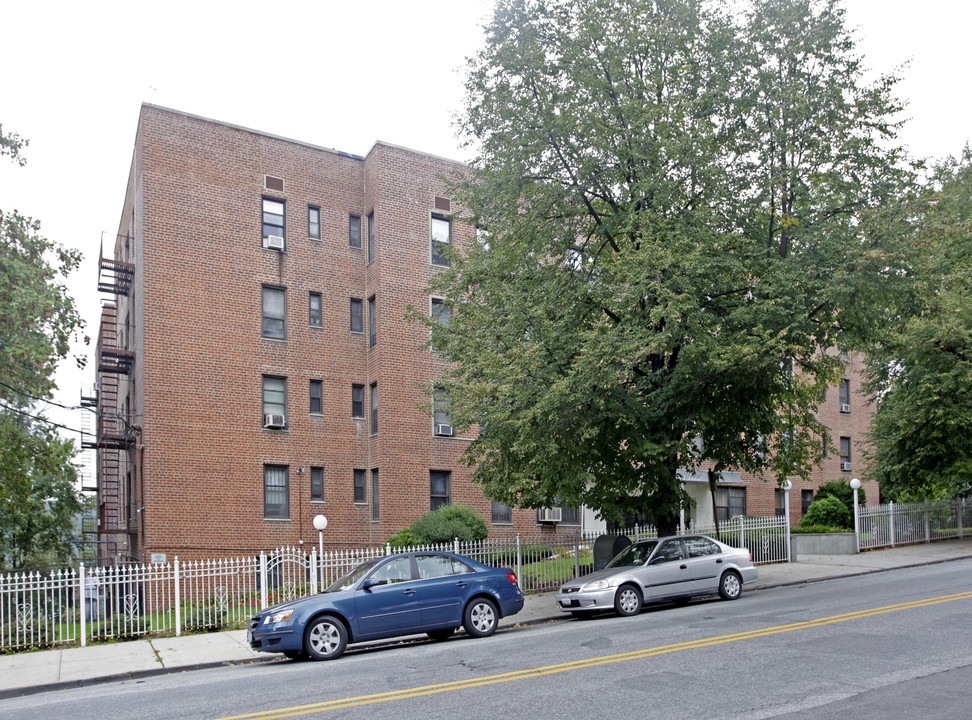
[2,537,971,698]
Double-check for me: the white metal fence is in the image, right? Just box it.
[0,517,786,652]
[857,498,969,550]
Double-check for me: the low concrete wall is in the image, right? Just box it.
[791,532,857,560]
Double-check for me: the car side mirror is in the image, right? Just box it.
[362,578,382,590]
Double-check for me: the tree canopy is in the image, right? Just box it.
[0,123,85,570]
[866,147,972,500]
[430,0,911,533]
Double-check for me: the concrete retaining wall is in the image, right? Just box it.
[791,532,857,560]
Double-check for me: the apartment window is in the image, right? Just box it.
[560,505,580,525]
[430,471,451,510]
[367,211,375,263]
[839,379,850,412]
[433,388,453,436]
[350,298,363,333]
[309,292,322,327]
[431,297,452,327]
[264,465,289,519]
[353,469,366,504]
[714,487,746,523]
[775,489,786,517]
[262,198,285,246]
[371,469,379,520]
[802,490,814,515]
[262,375,286,420]
[491,501,513,524]
[262,286,286,339]
[840,437,852,470]
[308,205,321,240]
[309,380,323,414]
[352,384,365,418]
[368,296,376,348]
[349,214,362,248]
[310,467,324,502]
[370,382,378,435]
[431,214,452,267]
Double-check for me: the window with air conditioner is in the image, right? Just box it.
[262,375,286,428]
[839,436,852,471]
[839,379,850,412]
[433,387,453,436]
[262,197,285,250]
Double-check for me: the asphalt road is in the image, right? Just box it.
[4,560,971,719]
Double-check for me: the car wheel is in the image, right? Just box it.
[463,597,498,638]
[718,571,742,601]
[427,628,456,641]
[303,615,348,660]
[614,584,643,617]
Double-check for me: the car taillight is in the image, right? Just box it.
[506,573,518,585]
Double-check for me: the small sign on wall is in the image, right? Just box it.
[150,553,167,564]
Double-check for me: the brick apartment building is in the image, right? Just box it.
[83,104,877,563]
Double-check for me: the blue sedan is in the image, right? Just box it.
[248,551,524,660]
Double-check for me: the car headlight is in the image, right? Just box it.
[263,607,294,624]
[580,579,610,592]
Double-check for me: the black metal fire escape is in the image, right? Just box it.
[81,246,136,561]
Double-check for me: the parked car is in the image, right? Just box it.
[248,551,524,660]
[555,534,757,618]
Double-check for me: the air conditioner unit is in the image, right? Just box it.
[264,413,286,429]
[435,424,454,437]
[841,461,852,472]
[537,507,562,523]
[264,235,285,250]
[92,382,100,392]
[840,403,851,413]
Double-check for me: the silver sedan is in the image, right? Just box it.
[556,534,758,618]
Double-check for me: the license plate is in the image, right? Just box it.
[247,629,253,643]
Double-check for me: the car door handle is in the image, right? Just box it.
[716,558,723,563]
[403,589,416,596]
[680,564,687,570]
[455,581,467,588]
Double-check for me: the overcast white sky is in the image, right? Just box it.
[1,0,969,471]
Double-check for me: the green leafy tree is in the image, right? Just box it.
[0,413,82,571]
[430,0,909,533]
[866,147,972,499]
[0,123,85,570]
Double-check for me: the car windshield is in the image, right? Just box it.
[606,541,659,568]
[325,558,380,591]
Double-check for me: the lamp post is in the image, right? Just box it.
[781,479,792,563]
[850,478,861,553]
[313,515,328,588]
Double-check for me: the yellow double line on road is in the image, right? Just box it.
[220,590,972,719]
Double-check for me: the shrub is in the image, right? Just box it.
[814,480,866,510]
[800,495,852,529]
[385,528,419,548]
[791,524,851,534]
[410,505,489,544]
